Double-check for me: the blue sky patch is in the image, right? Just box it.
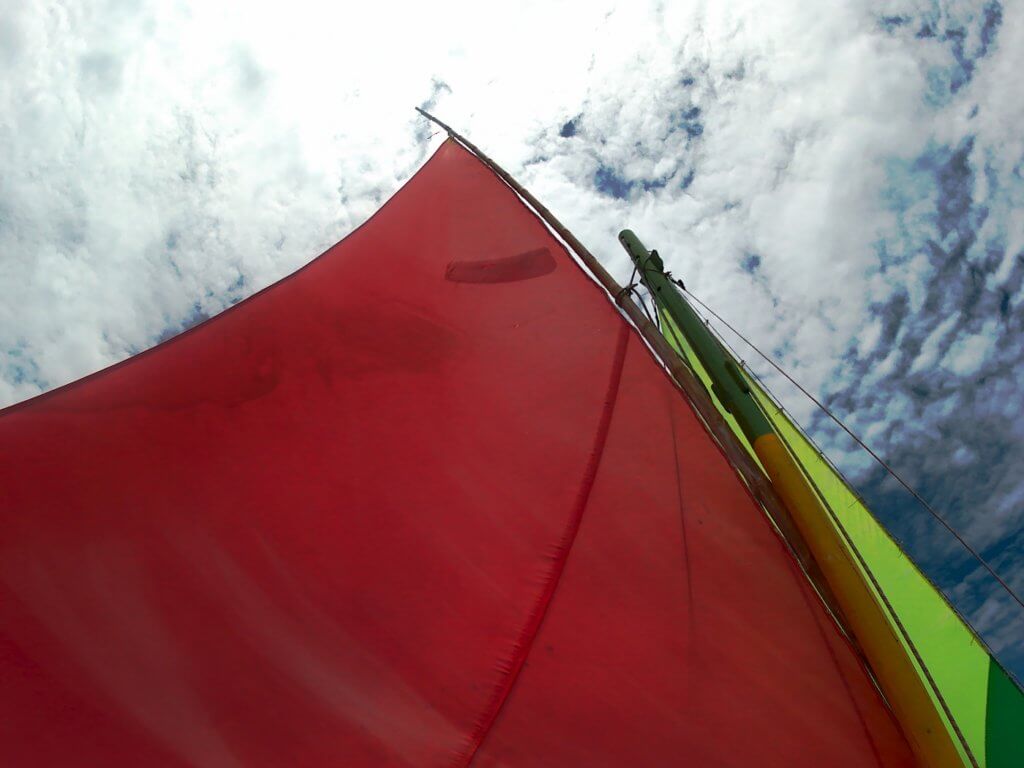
[741,252,762,273]
[560,115,580,138]
[594,164,634,199]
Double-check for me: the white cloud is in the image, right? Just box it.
[911,312,960,373]
[942,319,999,376]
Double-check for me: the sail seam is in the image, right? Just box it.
[795,565,888,768]
[455,324,631,767]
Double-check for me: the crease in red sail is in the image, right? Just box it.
[0,138,914,766]
[457,324,630,767]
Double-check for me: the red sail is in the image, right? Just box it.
[0,140,913,766]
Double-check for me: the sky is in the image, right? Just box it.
[1,0,1022,678]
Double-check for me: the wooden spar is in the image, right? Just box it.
[413,106,859,653]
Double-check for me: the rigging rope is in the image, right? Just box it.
[615,265,662,332]
[675,282,1024,614]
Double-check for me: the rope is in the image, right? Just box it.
[615,265,662,331]
[677,282,1024,614]
[634,287,661,331]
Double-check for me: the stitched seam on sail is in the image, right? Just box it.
[455,324,631,766]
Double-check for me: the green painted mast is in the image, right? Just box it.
[617,229,772,446]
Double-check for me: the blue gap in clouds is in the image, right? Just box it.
[156,301,211,344]
[882,136,985,265]
[879,15,911,32]
[594,165,634,199]
[560,115,580,138]
[741,253,762,273]
[878,2,1003,102]
[594,163,676,198]
[673,105,704,140]
[3,344,47,392]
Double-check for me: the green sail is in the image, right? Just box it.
[660,311,1024,767]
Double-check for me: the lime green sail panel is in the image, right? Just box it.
[659,311,1024,767]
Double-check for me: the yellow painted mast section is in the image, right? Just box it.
[619,230,968,768]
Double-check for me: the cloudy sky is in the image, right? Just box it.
[1,0,1022,678]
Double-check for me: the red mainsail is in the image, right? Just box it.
[0,139,913,766]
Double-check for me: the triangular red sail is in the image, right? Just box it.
[0,139,913,766]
